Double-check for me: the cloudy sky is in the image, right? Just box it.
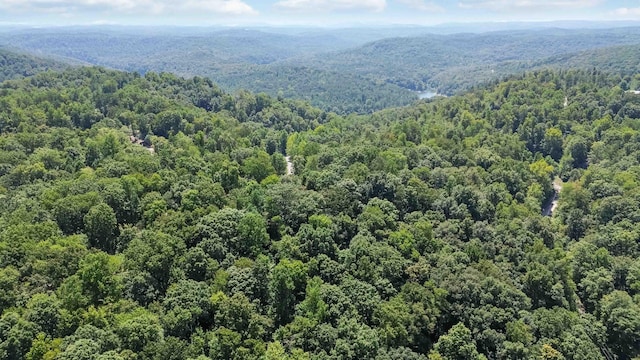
[1,0,639,26]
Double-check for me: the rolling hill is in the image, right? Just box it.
[3,26,640,113]
[0,47,71,82]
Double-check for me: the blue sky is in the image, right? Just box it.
[1,0,639,26]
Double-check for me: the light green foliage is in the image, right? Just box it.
[237,212,270,257]
[297,277,328,322]
[26,333,62,360]
[265,341,309,360]
[374,295,411,347]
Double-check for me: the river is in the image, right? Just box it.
[418,91,439,99]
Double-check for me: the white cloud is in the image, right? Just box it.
[274,0,387,13]
[458,0,602,12]
[0,0,258,16]
[183,0,257,15]
[396,0,443,12]
[612,7,640,18]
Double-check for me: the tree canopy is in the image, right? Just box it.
[0,62,639,359]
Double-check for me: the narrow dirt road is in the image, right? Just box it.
[542,178,563,216]
[285,156,294,175]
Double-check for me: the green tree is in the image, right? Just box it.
[242,150,275,182]
[432,323,485,360]
[374,295,411,347]
[544,127,563,161]
[84,203,118,254]
[115,311,163,353]
[53,192,101,235]
[0,313,39,360]
[265,341,309,360]
[599,291,640,359]
[25,294,62,337]
[237,212,269,257]
[162,280,213,338]
[124,230,185,304]
[211,291,268,340]
[76,252,122,306]
[0,266,20,314]
[57,339,101,360]
[270,259,308,326]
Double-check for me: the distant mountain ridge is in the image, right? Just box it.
[294,27,640,93]
[2,26,640,113]
[533,44,640,75]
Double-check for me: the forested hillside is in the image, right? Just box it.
[297,27,640,94]
[534,44,640,79]
[5,27,640,114]
[212,65,417,114]
[0,29,419,114]
[1,65,640,360]
[0,29,359,72]
[0,48,70,83]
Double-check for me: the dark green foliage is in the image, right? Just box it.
[0,313,39,360]
[432,323,484,360]
[53,193,101,235]
[162,280,213,338]
[84,203,118,253]
[599,291,640,359]
[76,252,122,306]
[124,230,185,304]
[25,293,61,337]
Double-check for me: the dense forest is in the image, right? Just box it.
[5,27,640,113]
[1,55,640,360]
[297,28,640,94]
[0,29,419,114]
[211,65,417,114]
[0,48,69,83]
[533,44,640,78]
